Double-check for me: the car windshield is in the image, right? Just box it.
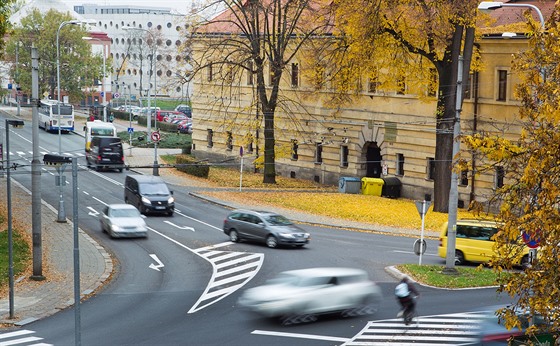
[139,183,169,195]
[266,273,329,287]
[111,208,140,218]
[265,214,293,226]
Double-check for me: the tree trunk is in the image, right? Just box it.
[262,108,277,184]
[432,26,463,213]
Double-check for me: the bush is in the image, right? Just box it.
[176,155,209,178]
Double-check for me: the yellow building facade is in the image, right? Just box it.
[189,33,530,207]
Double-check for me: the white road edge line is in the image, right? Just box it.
[251,330,349,343]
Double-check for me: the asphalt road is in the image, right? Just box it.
[1,118,511,345]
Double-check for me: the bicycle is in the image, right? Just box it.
[401,296,419,327]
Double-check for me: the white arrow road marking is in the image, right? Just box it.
[164,220,195,231]
[87,207,99,217]
[149,254,165,271]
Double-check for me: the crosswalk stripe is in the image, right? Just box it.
[0,330,51,346]
[343,313,483,346]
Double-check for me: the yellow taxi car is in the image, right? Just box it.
[438,219,531,268]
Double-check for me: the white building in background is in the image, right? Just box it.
[73,4,192,105]
[5,1,191,107]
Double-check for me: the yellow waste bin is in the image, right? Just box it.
[361,177,384,196]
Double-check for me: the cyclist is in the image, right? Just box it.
[395,275,419,325]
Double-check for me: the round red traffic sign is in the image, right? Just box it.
[151,131,161,142]
[522,230,540,249]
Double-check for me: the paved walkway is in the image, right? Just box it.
[0,105,426,326]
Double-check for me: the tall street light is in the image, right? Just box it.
[56,19,87,223]
[477,1,545,265]
[43,154,80,345]
[122,26,159,175]
[5,119,24,319]
[478,2,545,28]
[82,36,108,122]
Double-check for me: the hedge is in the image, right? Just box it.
[175,155,209,178]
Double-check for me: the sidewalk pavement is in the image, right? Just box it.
[0,105,425,326]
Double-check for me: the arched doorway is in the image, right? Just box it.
[365,142,382,178]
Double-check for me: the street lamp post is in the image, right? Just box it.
[82,37,107,122]
[124,83,133,157]
[56,20,80,223]
[43,154,80,345]
[123,26,159,175]
[477,1,546,265]
[5,119,24,319]
[56,20,83,223]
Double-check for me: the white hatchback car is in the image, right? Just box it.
[238,267,382,325]
[100,204,148,238]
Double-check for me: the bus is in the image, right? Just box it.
[84,120,117,152]
[39,99,75,133]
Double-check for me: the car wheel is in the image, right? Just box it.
[455,250,465,265]
[266,235,278,248]
[118,168,123,173]
[521,255,531,269]
[229,230,239,242]
[167,211,174,216]
[280,312,317,326]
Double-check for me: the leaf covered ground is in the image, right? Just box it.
[160,156,475,231]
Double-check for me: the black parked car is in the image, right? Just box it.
[223,209,310,248]
[86,136,124,172]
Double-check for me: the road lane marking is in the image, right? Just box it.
[251,330,349,343]
[163,220,195,231]
[149,254,165,271]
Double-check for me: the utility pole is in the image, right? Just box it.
[30,45,45,280]
[16,42,20,117]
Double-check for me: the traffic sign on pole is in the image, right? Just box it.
[151,131,161,142]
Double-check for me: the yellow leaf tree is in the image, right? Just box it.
[465,8,560,335]
[330,0,479,213]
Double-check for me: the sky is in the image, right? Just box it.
[60,0,193,14]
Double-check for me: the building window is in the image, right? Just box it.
[427,68,437,97]
[397,75,406,95]
[247,138,254,153]
[460,169,469,186]
[291,139,298,160]
[207,129,213,148]
[207,63,213,82]
[495,166,504,188]
[315,143,323,163]
[340,146,349,167]
[396,153,404,176]
[291,63,299,87]
[497,70,507,101]
[427,157,435,180]
[464,73,472,99]
[226,131,233,150]
[247,61,254,85]
[368,74,379,93]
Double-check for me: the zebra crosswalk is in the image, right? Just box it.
[343,312,486,345]
[0,329,51,346]
[188,243,264,314]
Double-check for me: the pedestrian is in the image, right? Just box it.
[395,275,419,324]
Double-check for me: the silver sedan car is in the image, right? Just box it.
[238,267,382,325]
[100,204,148,238]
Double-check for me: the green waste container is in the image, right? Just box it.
[361,177,384,196]
[339,177,362,194]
